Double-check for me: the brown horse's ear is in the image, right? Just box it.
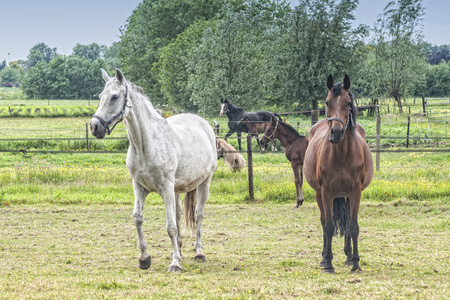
[271,116,277,125]
[343,74,350,90]
[327,75,334,90]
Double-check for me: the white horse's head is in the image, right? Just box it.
[90,68,132,139]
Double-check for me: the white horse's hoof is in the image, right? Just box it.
[139,257,151,269]
[168,265,182,272]
[194,254,206,262]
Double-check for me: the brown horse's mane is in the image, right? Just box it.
[330,82,357,133]
[278,120,306,138]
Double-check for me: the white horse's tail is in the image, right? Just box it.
[184,189,197,234]
[216,138,245,172]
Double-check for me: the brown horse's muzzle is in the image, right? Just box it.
[329,125,344,143]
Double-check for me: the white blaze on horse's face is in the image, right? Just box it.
[219,103,226,117]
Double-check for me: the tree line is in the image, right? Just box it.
[1,0,450,114]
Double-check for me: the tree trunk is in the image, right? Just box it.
[395,94,403,113]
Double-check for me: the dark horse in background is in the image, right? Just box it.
[304,74,373,274]
[219,99,281,151]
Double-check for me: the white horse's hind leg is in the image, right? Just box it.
[175,194,182,255]
[132,180,151,269]
[161,186,182,272]
[194,174,213,262]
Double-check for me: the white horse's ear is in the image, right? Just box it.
[101,68,111,82]
[115,68,125,84]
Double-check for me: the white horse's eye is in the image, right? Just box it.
[111,95,119,101]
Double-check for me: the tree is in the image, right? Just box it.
[103,42,121,71]
[118,0,222,104]
[279,0,360,110]
[185,1,291,115]
[72,43,102,62]
[372,0,427,113]
[26,43,58,69]
[0,67,22,86]
[21,55,106,99]
[155,19,214,111]
[0,60,7,71]
[426,61,450,97]
[425,43,450,65]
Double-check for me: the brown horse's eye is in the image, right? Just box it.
[325,102,329,107]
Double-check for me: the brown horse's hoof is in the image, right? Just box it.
[139,257,151,269]
[351,268,363,273]
[168,265,182,272]
[322,267,335,274]
[194,254,206,262]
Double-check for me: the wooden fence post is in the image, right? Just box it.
[376,114,381,172]
[247,135,254,201]
[85,123,90,151]
[214,120,220,136]
[406,116,410,148]
[311,110,319,126]
[422,96,426,114]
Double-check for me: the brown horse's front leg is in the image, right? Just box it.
[321,191,335,274]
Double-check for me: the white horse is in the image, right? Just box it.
[90,69,217,272]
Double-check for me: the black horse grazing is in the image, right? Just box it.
[219,99,281,151]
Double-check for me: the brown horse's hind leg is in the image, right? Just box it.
[348,192,362,273]
[292,163,304,208]
[344,234,352,266]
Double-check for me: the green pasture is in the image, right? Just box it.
[0,89,449,298]
[1,202,448,299]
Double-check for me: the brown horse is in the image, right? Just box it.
[260,117,309,208]
[303,74,373,274]
[237,116,270,150]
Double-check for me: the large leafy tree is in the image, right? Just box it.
[372,0,427,113]
[186,1,291,115]
[118,0,223,104]
[155,19,215,111]
[72,43,102,62]
[279,0,360,110]
[22,55,105,99]
[26,43,58,69]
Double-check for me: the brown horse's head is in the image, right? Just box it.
[260,117,278,145]
[325,74,356,143]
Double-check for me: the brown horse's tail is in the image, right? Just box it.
[333,197,349,237]
[184,189,197,235]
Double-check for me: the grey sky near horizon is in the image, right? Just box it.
[1,0,448,63]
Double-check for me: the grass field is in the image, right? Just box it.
[1,202,448,299]
[0,89,449,298]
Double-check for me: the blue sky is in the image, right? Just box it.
[1,0,449,63]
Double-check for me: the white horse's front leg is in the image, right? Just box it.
[132,180,151,269]
[194,174,213,261]
[161,187,182,272]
